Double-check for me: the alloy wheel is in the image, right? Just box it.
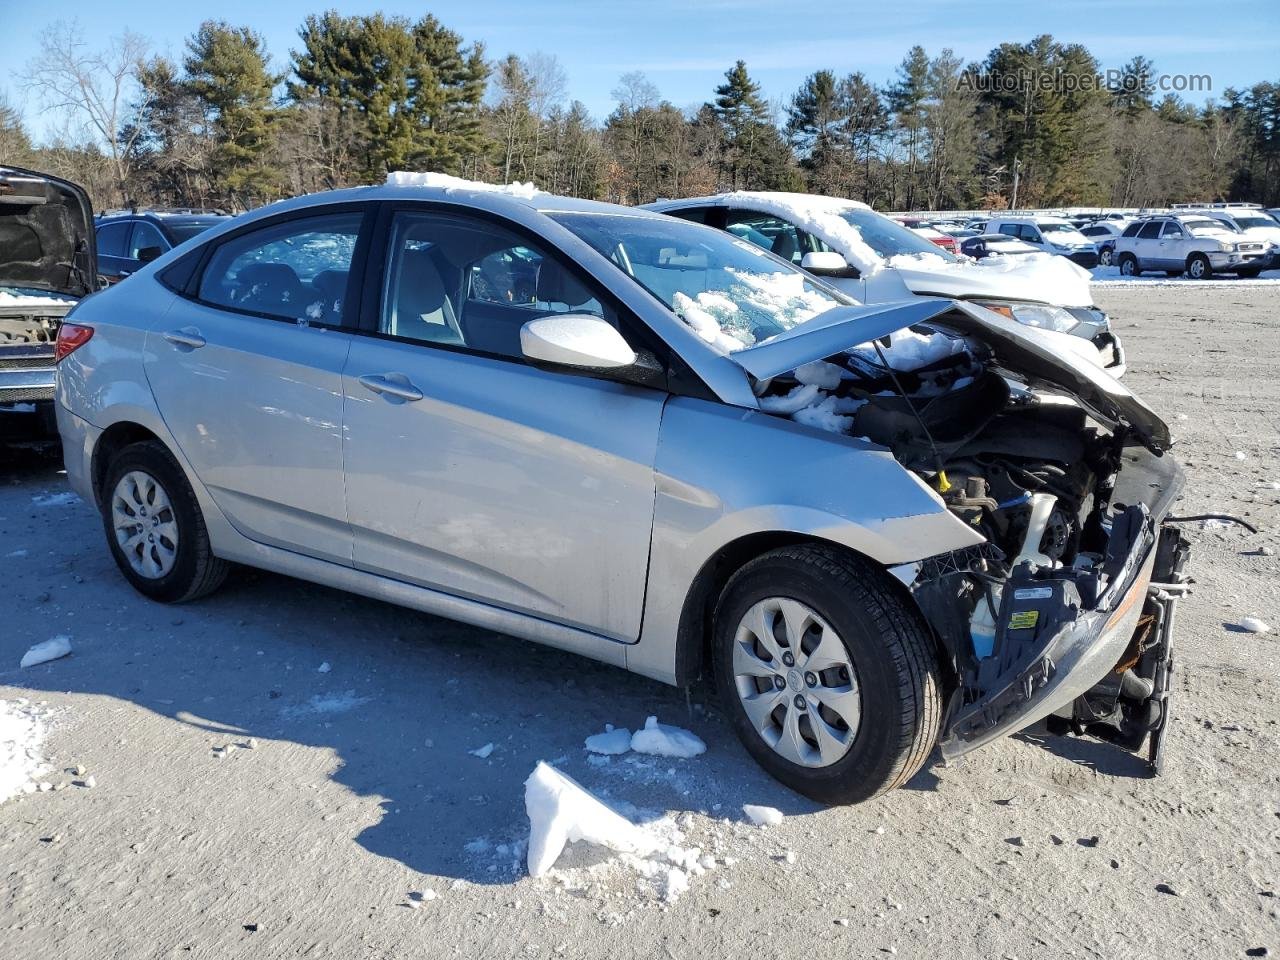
[731,597,861,767]
[111,470,180,579]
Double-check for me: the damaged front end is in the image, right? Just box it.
[734,298,1190,773]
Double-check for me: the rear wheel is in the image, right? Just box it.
[100,440,229,602]
[1118,253,1140,276]
[712,545,942,805]
[1185,253,1211,279]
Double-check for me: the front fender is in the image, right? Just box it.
[627,397,983,685]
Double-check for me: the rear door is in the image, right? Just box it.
[340,206,666,640]
[144,206,370,564]
[1134,221,1164,267]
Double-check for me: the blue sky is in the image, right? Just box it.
[3,0,1277,142]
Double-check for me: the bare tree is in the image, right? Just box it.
[24,21,150,204]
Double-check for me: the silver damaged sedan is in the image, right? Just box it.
[53,179,1190,804]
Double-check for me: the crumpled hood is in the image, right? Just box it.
[731,298,1171,454]
[890,252,1096,308]
[0,166,96,299]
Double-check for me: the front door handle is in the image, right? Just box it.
[357,373,423,402]
[163,327,206,349]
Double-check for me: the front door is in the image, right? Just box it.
[144,208,369,565]
[340,208,665,640]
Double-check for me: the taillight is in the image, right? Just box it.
[55,323,94,362]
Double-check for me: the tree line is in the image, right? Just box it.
[2,15,1278,214]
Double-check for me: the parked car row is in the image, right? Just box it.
[3,166,1195,805]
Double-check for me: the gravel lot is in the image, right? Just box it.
[2,284,1278,960]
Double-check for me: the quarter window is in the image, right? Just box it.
[379,212,612,361]
[96,222,130,259]
[196,213,362,323]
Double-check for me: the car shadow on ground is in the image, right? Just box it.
[2,462,821,884]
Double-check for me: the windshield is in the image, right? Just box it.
[1184,218,1230,233]
[835,207,960,263]
[1039,222,1089,242]
[550,211,849,352]
[165,220,226,243]
[1232,215,1274,230]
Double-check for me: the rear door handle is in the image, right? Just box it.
[357,373,423,402]
[163,327,206,349]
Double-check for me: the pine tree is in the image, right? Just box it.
[710,60,771,189]
[184,22,282,208]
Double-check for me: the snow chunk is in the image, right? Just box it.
[0,699,50,804]
[584,725,632,755]
[793,360,845,389]
[317,661,331,673]
[20,636,72,669]
[719,192,885,276]
[1238,617,1271,634]
[1234,451,1247,461]
[742,804,784,827]
[630,716,706,759]
[470,742,495,759]
[524,762,661,876]
[386,171,538,200]
[848,327,965,371]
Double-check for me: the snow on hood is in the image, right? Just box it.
[889,249,1095,308]
[719,191,886,276]
[0,288,78,308]
[385,171,539,200]
[732,298,1170,454]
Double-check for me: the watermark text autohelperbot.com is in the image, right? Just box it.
[957,69,1212,95]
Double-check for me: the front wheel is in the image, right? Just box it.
[100,440,230,603]
[712,545,942,805]
[1099,246,1114,267]
[1186,253,1211,279]
[1118,253,1140,276]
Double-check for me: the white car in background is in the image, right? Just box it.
[1078,220,1132,267]
[646,193,1124,375]
[984,216,1101,268]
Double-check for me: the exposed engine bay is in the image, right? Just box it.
[750,313,1190,771]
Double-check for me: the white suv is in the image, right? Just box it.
[1189,209,1280,273]
[1112,215,1271,279]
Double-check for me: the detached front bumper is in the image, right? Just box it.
[902,447,1186,763]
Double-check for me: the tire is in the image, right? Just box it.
[99,440,229,603]
[712,545,942,805]
[1185,253,1211,279]
[1118,253,1140,276]
[1099,246,1114,267]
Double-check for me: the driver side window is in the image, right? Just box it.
[379,212,612,361]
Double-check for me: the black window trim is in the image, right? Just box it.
[355,199,682,393]
[177,201,376,331]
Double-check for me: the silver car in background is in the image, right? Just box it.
[53,179,1189,803]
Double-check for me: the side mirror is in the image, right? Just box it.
[136,245,163,264]
[800,251,859,279]
[520,313,636,370]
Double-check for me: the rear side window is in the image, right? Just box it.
[196,213,362,324]
[1121,222,1143,238]
[96,221,130,258]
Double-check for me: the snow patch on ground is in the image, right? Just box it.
[20,635,72,669]
[630,717,706,759]
[280,690,371,718]
[742,804,784,827]
[385,171,539,200]
[584,725,633,755]
[31,491,81,508]
[1238,617,1271,634]
[0,699,51,804]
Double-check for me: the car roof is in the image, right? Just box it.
[645,191,874,214]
